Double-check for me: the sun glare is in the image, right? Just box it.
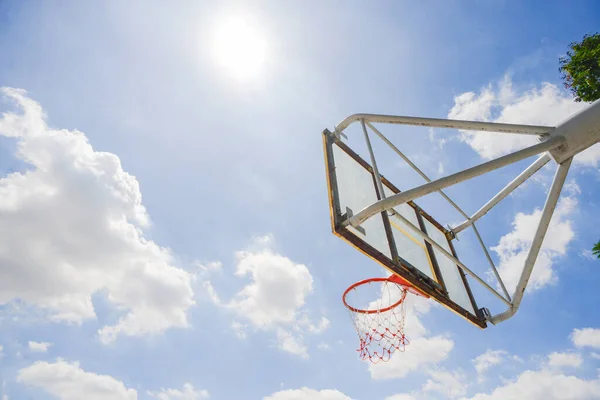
[212,15,266,81]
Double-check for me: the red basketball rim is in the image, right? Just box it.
[342,277,409,315]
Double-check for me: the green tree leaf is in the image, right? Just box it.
[559,33,600,103]
[593,240,600,259]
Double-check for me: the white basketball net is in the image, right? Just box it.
[344,278,410,363]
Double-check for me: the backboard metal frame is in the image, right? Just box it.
[325,99,600,326]
[323,130,486,328]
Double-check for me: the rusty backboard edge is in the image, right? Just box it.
[322,130,340,234]
[322,130,486,329]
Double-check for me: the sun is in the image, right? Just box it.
[212,15,267,81]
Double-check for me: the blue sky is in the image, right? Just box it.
[1,1,600,399]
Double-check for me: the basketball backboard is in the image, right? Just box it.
[323,130,485,328]
[324,101,600,330]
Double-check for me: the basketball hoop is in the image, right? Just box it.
[342,275,428,363]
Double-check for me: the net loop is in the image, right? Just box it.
[342,275,426,363]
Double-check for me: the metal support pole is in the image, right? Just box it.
[346,136,566,229]
[489,157,572,324]
[388,210,512,307]
[452,153,552,234]
[361,119,386,199]
[472,223,511,302]
[336,114,554,135]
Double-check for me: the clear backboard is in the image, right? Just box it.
[323,130,486,328]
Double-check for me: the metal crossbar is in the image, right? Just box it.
[452,154,552,234]
[346,136,565,229]
[336,114,554,135]
[489,157,572,323]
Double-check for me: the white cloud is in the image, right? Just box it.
[147,383,209,400]
[231,321,248,339]
[299,316,330,334]
[0,88,195,343]
[468,331,600,399]
[369,335,454,380]
[196,261,222,272]
[576,141,600,168]
[28,341,52,353]
[448,76,599,167]
[511,355,525,363]
[366,292,452,379]
[17,359,137,400]
[571,328,600,349]
[276,329,308,359]
[590,352,600,360]
[1,380,7,400]
[473,349,507,377]
[202,281,221,305]
[422,369,467,399]
[547,352,583,369]
[264,387,351,400]
[466,369,600,400]
[228,238,313,328]
[210,236,325,357]
[492,191,577,293]
[429,128,449,149]
[0,345,3,358]
[581,250,597,261]
[385,395,416,400]
[317,342,331,351]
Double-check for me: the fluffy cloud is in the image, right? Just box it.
[492,188,577,293]
[196,261,222,272]
[466,369,600,400]
[422,369,467,398]
[574,145,600,168]
[473,349,507,377]
[17,359,137,400]
[368,294,453,379]
[28,341,52,353]
[276,328,308,359]
[581,250,597,261]
[317,342,331,351]
[0,88,195,342]
[302,316,330,334]
[228,237,313,328]
[547,352,583,369]
[571,328,600,349]
[208,235,326,357]
[385,395,416,400]
[147,383,209,400]
[447,76,599,167]
[264,387,351,400]
[369,335,454,380]
[466,330,600,399]
[231,321,248,339]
